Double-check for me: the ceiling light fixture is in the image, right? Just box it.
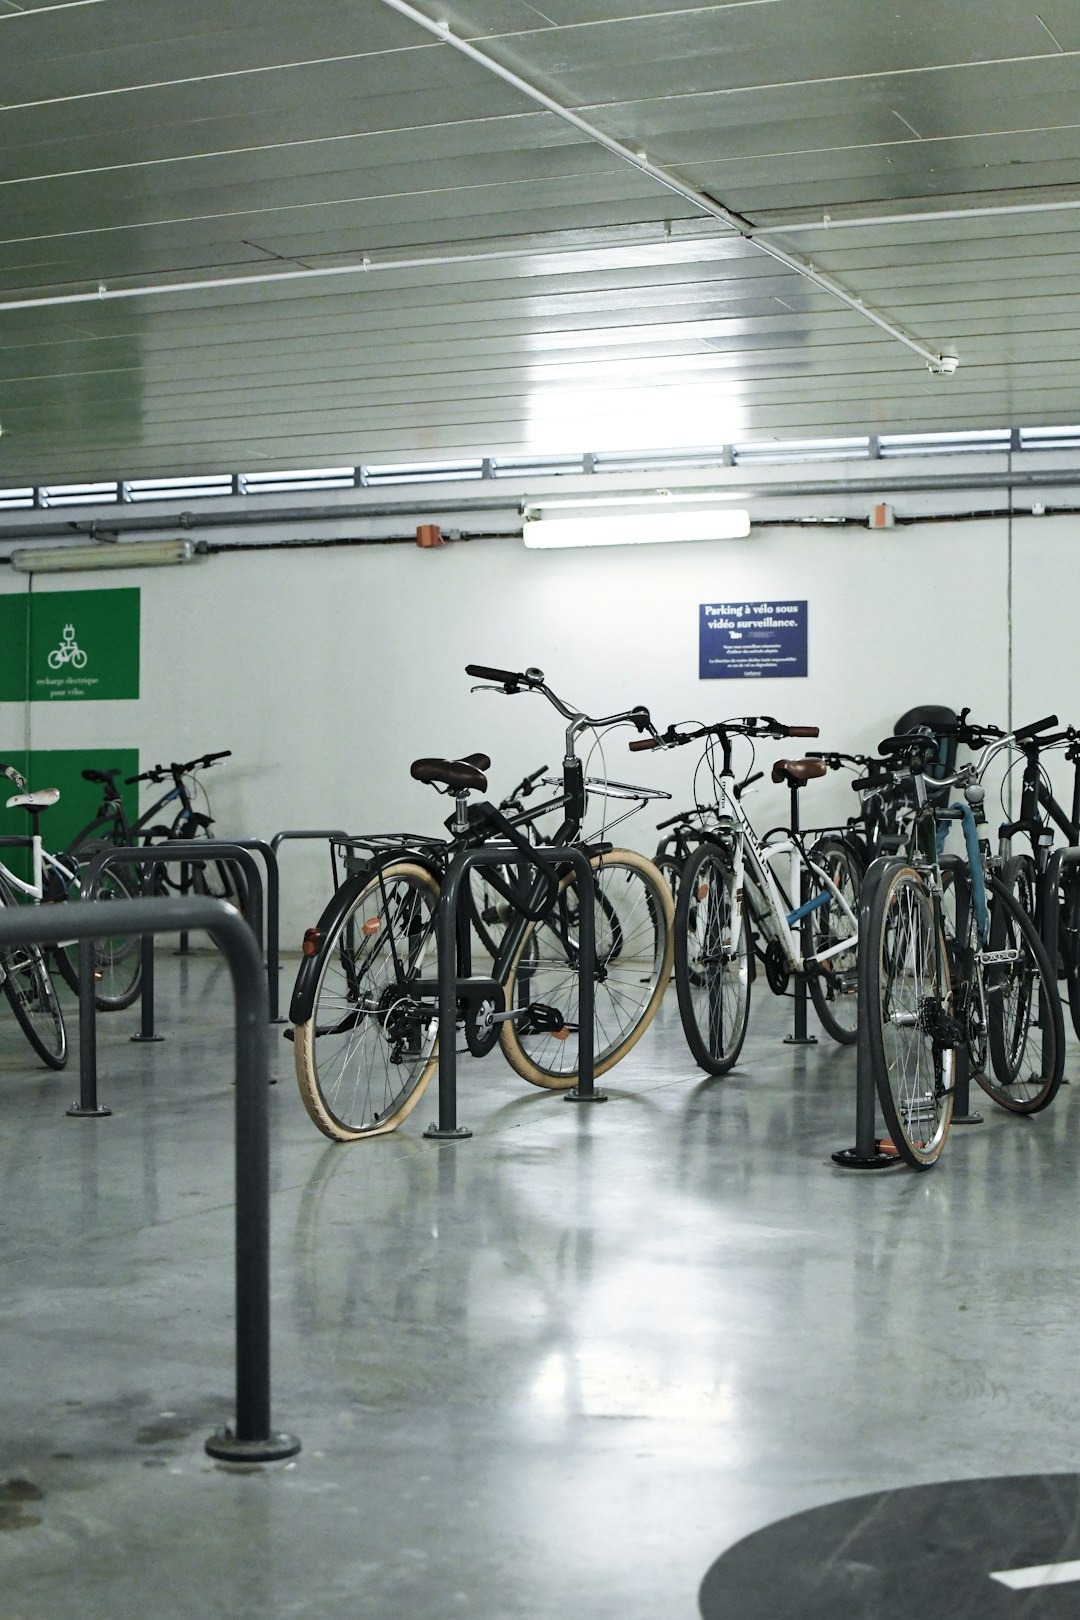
[522,500,751,549]
[9,538,197,574]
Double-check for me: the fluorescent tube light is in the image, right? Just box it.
[9,538,196,574]
[522,508,750,549]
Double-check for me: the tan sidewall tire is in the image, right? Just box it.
[293,862,440,1141]
[499,848,674,1089]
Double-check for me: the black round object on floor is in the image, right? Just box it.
[701,1474,1080,1618]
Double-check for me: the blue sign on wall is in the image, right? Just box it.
[700,600,808,679]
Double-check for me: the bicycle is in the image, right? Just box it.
[0,761,142,1020]
[290,664,675,1141]
[66,750,246,914]
[651,808,708,907]
[0,764,71,1066]
[863,721,1065,1169]
[631,716,860,1073]
[983,713,1080,1035]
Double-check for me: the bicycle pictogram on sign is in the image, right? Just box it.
[47,624,87,671]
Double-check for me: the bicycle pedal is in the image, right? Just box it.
[520,1000,568,1036]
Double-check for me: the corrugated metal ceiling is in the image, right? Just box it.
[2,0,1080,482]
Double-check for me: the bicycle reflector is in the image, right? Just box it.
[302,928,321,957]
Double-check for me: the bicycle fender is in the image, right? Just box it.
[288,854,441,1024]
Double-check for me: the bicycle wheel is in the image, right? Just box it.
[975,875,1063,1113]
[0,880,66,1068]
[655,854,683,914]
[469,869,509,961]
[499,849,673,1087]
[48,841,143,1012]
[865,864,953,1169]
[1057,865,1080,1040]
[294,862,440,1140]
[806,835,862,1045]
[673,843,751,1075]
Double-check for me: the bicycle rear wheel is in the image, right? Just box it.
[673,843,751,1075]
[294,862,440,1140]
[975,875,1064,1113]
[499,849,673,1087]
[865,864,953,1169]
[1057,864,1080,1040]
[805,834,862,1045]
[48,841,143,1011]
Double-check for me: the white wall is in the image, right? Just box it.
[1,511,1069,945]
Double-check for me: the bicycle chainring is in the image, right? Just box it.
[764,939,790,995]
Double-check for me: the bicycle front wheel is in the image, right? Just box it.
[499,849,673,1088]
[865,865,953,1169]
[0,873,67,1068]
[976,875,1064,1113]
[294,862,440,1140]
[673,844,751,1075]
[806,834,862,1045]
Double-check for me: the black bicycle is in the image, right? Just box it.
[290,665,675,1141]
[66,751,247,909]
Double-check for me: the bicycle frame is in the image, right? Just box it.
[705,787,857,977]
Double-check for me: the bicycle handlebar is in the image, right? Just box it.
[636,716,820,751]
[465,663,545,692]
[466,664,656,736]
[1012,713,1061,742]
[124,749,232,786]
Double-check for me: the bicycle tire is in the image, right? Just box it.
[294,862,440,1140]
[865,864,953,1169]
[499,848,673,1088]
[805,834,862,1045]
[1057,864,1080,1040]
[655,854,684,913]
[974,873,1064,1113]
[0,878,67,1069]
[673,843,751,1075]
[49,839,143,1011]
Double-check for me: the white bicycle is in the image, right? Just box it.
[632,716,860,1073]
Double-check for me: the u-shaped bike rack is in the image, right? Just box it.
[0,895,299,1463]
[422,842,597,1139]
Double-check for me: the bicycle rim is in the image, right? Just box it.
[867,867,953,1168]
[294,863,440,1140]
[499,850,673,1087]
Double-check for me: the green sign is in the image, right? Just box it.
[0,588,140,701]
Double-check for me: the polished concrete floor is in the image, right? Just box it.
[2,949,1079,1618]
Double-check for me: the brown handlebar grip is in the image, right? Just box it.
[629,738,660,751]
[786,726,820,737]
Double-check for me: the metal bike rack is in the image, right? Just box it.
[0,896,299,1464]
[269,829,350,993]
[832,856,905,1170]
[162,838,279,1018]
[72,843,265,1115]
[423,843,597,1140]
[833,854,978,1170]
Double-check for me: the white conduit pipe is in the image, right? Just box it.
[753,195,1080,234]
[376,0,956,373]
